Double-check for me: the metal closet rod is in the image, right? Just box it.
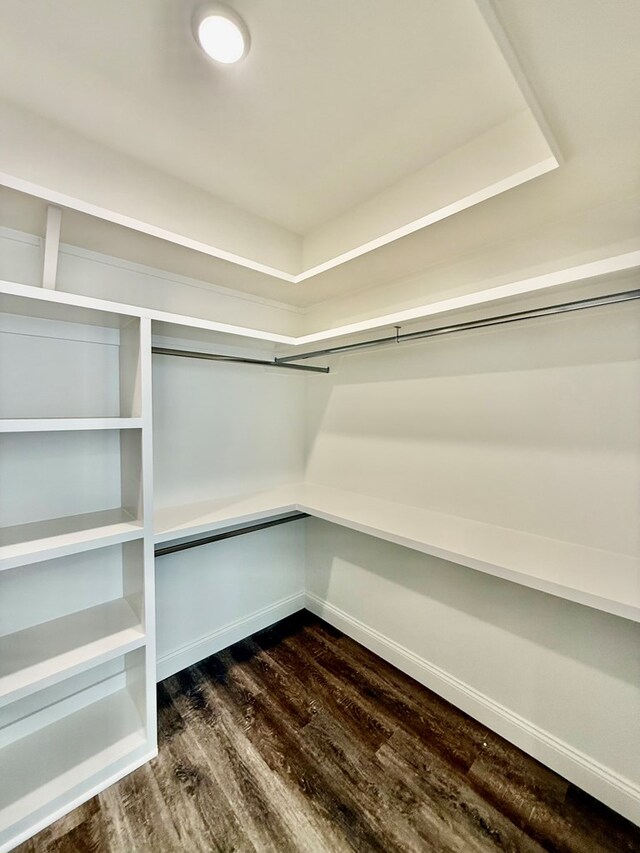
[152,346,330,373]
[274,288,640,364]
[155,513,309,558]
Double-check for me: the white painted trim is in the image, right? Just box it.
[473,0,562,165]
[0,154,557,287]
[42,206,62,290]
[0,172,299,284]
[304,592,640,826]
[156,591,306,682]
[295,157,558,282]
[292,250,640,344]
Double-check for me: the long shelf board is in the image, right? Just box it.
[155,484,639,622]
[154,486,300,544]
[0,509,144,573]
[0,689,147,839]
[3,249,640,351]
[0,599,145,709]
[0,418,143,433]
[298,485,640,623]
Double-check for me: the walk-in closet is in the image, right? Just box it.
[0,1,639,850]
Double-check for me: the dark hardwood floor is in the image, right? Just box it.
[19,611,640,852]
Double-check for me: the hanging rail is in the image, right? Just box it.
[152,346,330,373]
[155,513,309,557]
[274,288,640,364]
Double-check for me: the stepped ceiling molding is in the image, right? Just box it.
[0,0,558,286]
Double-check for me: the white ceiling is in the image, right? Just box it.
[0,0,638,312]
[0,0,529,233]
[0,0,560,283]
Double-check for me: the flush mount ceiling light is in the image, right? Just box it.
[192,3,250,64]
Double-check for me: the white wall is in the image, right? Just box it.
[153,351,306,510]
[305,521,640,820]
[152,342,307,678]
[305,301,640,553]
[0,312,126,527]
[156,525,305,681]
[304,300,640,821]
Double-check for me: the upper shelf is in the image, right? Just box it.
[2,250,640,353]
[155,484,639,623]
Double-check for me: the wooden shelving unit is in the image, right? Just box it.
[0,291,157,853]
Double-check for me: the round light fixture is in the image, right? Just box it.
[192,3,250,65]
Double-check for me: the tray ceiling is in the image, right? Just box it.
[0,0,558,284]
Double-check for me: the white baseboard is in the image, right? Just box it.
[305,592,640,826]
[156,591,306,682]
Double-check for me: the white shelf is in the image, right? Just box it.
[4,250,640,353]
[298,485,640,623]
[0,689,147,841]
[0,418,143,433]
[0,599,145,708]
[154,485,300,544]
[155,484,639,622]
[0,509,144,573]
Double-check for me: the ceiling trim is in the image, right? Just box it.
[0,171,299,284]
[295,157,558,282]
[0,150,558,287]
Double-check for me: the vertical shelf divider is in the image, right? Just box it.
[138,317,157,746]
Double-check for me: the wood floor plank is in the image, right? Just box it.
[378,728,547,853]
[467,736,636,853]
[163,671,294,852]
[289,618,487,770]
[171,661,350,852]
[198,648,389,851]
[16,610,640,853]
[259,629,396,753]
